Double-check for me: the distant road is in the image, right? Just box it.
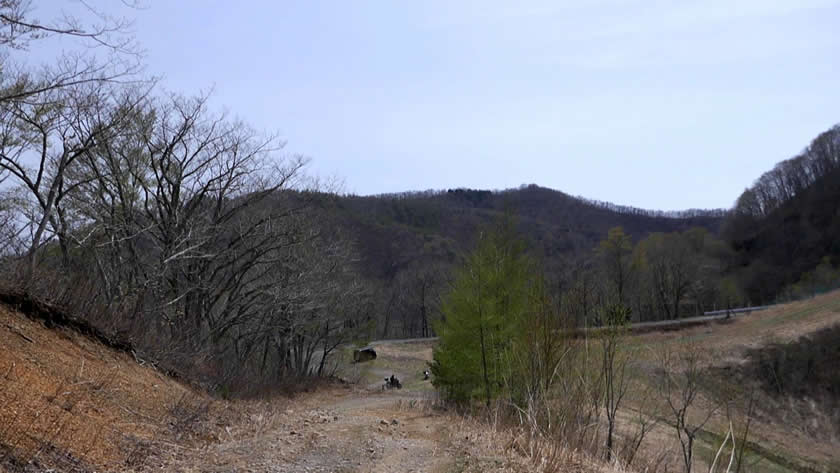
[702,305,774,316]
[369,337,438,346]
[629,314,726,331]
[370,305,774,345]
[625,306,770,333]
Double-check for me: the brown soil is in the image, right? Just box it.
[0,303,223,472]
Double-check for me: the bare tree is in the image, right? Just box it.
[0,81,147,276]
[598,303,631,461]
[241,209,372,381]
[0,0,144,104]
[78,93,305,337]
[0,187,27,257]
[0,2,378,393]
[598,226,635,306]
[642,232,698,320]
[393,263,445,338]
[657,345,718,473]
[61,91,375,387]
[563,257,598,327]
[0,0,148,276]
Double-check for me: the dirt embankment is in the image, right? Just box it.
[0,301,227,472]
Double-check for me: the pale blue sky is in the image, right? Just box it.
[45,1,840,209]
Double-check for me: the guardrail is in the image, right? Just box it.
[703,305,774,316]
[373,305,778,344]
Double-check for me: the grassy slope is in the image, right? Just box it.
[625,290,840,472]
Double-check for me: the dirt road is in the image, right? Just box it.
[159,340,508,473]
[162,385,492,473]
[268,389,454,473]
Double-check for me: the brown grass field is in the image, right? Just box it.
[621,290,840,472]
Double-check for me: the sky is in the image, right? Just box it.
[36,1,840,210]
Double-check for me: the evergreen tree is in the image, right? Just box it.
[430,219,532,405]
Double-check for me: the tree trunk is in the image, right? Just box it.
[477,269,491,408]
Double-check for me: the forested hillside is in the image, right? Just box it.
[301,186,726,338]
[334,185,724,280]
[725,125,840,304]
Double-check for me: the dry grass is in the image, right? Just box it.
[442,409,629,473]
[389,398,625,473]
[623,290,840,472]
[633,290,840,357]
[0,303,226,472]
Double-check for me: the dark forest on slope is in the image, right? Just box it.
[332,185,725,281]
[724,125,840,304]
[288,186,728,339]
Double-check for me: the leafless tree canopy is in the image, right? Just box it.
[1,85,373,388]
[0,0,145,105]
[731,125,840,220]
[0,2,378,392]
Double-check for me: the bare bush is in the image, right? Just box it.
[598,304,631,461]
[656,344,719,473]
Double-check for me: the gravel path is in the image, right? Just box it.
[160,387,458,473]
[273,391,454,473]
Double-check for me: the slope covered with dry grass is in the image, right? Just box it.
[0,302,226,472]
[339,292,840,472]
[625,289,840,472]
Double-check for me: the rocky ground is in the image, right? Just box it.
[148,336,527,473]
[158,384,530,473]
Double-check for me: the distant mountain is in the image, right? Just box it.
[320,184,725,281]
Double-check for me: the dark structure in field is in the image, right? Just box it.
[353,346,377,363]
